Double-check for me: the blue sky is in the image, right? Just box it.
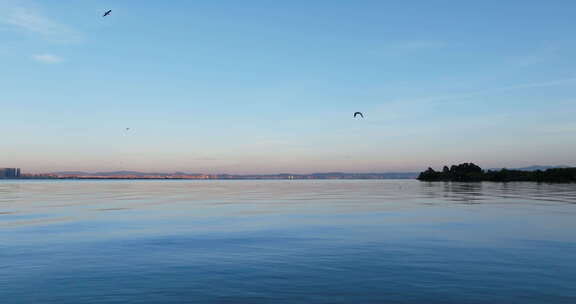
[1,0,575,173]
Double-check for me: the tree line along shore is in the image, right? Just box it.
[418,163,576,183]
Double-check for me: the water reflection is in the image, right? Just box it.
[1,180,576,303]
[1,180,576,228]
[441,182,484,203]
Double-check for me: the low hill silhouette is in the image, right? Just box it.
[418,163,576,183]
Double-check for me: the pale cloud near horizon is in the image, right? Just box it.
[383,77,576,108]
[365,77,576,125]
[32,53,63,64]
[0,1,81,42]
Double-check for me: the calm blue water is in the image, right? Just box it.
[1,180,575,303]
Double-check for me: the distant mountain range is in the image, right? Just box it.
[51,171,203,177]
[48,171,419,179]
[45,166,572,180]
[488,165,571,172]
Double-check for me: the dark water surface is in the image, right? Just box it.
[1,180,575,303]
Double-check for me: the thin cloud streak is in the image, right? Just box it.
[369,40,447,56]
[387,77,576,107]
[32,53,63,64]
[390,41,447,50]
[367,77,576,123]
[496,77,576,91]
[0,2,81,42]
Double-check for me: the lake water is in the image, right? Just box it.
[1,180,575,303]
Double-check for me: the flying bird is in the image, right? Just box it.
[126,128,130,131]
[103,10,112,17]
[354,112,364,118]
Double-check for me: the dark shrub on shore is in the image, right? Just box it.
[418,163,576,183]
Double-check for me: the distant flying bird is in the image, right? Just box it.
[103,10,112,17]
[126,128,130,131]
[354,112,364,118]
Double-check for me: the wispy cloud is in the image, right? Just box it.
[495,78,576,91]
[368,77,576,121]
[389,41,447,50]
[516,42,561,66]
[32,53,63,64]
[370,40,446,56]
[388,77,576,106]
[538,122,576,134]
[0,1,81,42]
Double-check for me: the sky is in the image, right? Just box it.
[1,0,576,174]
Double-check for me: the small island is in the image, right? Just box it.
[418,163,576,183]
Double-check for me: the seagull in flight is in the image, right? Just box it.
[354,112,364,118]
[103,10,112,17]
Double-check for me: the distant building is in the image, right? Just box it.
[0,168,21,179]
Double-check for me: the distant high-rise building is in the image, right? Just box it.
[0,168,21,179]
